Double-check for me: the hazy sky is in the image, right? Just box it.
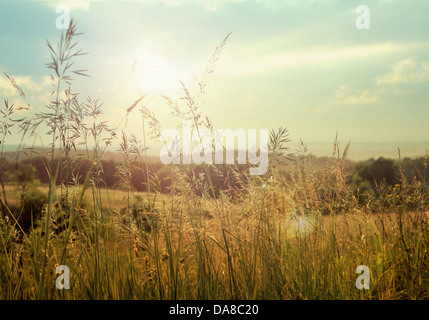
[1,0,428,158]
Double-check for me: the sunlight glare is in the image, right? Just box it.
[129,52,182,98]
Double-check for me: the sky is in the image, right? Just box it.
[0,0,428,160]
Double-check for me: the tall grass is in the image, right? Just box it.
[0,20,428,300]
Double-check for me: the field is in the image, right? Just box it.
[1,181,428,299]
[0,19,428,301]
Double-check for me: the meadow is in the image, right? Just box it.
[0,20,428,300]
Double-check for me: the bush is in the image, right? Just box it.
[13,187,48,232]
[355,157,400,189]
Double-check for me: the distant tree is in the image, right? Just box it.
[102,159,119,188]
[400,157,429,185]
[355,157,400,188]
[18,187,48,232]
[16,163,36,204]
[0,157,9,205]
[26,157,50,184]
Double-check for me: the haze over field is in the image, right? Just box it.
[1,0,428,160]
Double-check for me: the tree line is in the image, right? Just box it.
[1,155,428,195]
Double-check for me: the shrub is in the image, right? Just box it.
[13,187,48,232]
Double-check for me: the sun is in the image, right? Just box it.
[132,55,164,89]
[129,52,182,97]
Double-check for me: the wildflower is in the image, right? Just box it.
[161,251,169,261]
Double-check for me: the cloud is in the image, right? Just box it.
[335,86,379,104]
[32,0,104,10]
[376,58,429,84]
[0,74,52,108]
[313,86,380,113]
[218,43,393,78]
[324,57,429,112]
[34,0,341,12]
[0,76,16,97]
